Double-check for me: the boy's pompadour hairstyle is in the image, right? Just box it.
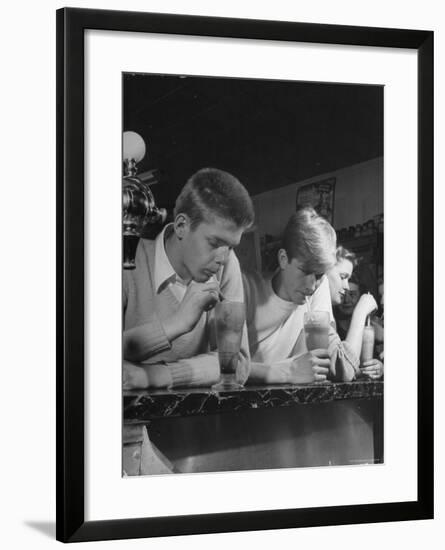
[281,207,337,274]
[174,168,254,229]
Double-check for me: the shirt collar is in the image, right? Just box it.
[154,224,183,294]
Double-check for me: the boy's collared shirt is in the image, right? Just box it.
[153,224,187,302]
[153,223,219,303]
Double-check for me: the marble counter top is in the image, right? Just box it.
[124,380,383,423]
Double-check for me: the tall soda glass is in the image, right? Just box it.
[303,310,331,384]
[212,301,245,391]
[304,311,330,351]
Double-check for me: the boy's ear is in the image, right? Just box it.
[277,248,289,270]
[173,213,190,240]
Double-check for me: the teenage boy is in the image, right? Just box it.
[123,167,255,389]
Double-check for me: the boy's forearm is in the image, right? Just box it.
[123,314,184,362]
[247,362,290,385]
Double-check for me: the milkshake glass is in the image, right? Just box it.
[212,301,246,391]
[304,311,330,351]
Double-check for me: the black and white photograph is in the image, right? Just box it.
[1,0,439,546]
[122,73,384,476]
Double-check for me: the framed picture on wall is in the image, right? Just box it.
[57,7,433,543]
[296,177,336,224]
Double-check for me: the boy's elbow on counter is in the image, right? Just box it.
[123,336,145,363]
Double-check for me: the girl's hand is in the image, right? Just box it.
[360,358,384,380]
[355,293,378,317]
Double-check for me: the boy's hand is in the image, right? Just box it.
[166,281,220,339]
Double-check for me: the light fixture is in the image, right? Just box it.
[122,131,166,269]
[123,131,146,174]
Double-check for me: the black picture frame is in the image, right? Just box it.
[56,7,434,543]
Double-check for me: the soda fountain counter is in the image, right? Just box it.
[122,380,383,476]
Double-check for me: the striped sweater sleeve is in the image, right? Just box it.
[123,265,171,361]
[328,326,360,382]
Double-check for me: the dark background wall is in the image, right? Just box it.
[123,73,383,221]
